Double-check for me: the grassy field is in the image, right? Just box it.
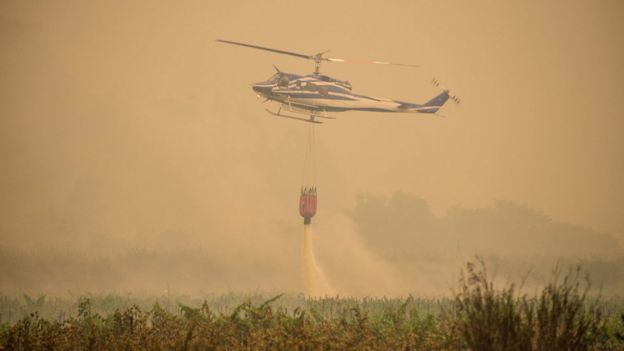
[2,263,623,350]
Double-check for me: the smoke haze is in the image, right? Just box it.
[1,0,623,296]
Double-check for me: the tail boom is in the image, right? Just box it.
[397,90,450,113]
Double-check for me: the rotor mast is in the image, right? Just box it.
[313,53,324,74]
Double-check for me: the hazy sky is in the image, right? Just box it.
[1,0,623,255]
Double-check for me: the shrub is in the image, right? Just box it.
[450,258,611,351]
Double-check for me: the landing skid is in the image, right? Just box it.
[285,109,336,120]
[265,106,324,124]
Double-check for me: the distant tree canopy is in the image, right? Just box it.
[351,192,620,260]
[349,192,624,292]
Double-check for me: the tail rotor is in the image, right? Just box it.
[431,78,461,105]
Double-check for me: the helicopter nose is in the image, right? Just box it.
[252,84,271,95]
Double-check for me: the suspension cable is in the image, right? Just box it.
[301,123,317,188]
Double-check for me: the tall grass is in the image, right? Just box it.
[1,261,622,350]
[450,259,614,351]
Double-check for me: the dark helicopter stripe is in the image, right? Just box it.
[322,107,395,112]
[277,92,357,101]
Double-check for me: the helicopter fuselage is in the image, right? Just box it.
[252,72,449,114]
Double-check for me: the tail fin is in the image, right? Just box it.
[396,89,454,113]
[403,90,449,113]
[424,90,450,109]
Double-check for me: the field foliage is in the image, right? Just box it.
[2,262,623,350]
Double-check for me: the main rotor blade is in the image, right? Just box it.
[217,39,312,60]
[326,57,419,67]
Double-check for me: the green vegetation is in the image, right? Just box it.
[2,262,623,350]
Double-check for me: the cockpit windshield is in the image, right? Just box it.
[266,73,279,83]
[261,72,302,87]
[264,72,301,87]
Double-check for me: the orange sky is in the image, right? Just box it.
[1,0,623,252]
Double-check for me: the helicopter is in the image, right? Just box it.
[217,39,460,124]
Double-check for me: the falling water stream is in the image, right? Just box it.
[302,225,334,297]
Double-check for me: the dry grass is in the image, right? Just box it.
[449,259,618,351]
